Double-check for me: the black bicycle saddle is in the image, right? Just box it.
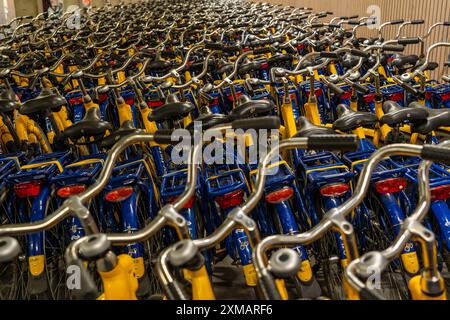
[333,104,378,131]
[380,100,429,126]
[268,54,293,66]
[20,88,67,115]
[146,59,172,72]
[62,108,112,142]
[229,95,275,119]
[391,54,419,69]
[0,89,19,113]
[217,63,233,75]
[186,112,229,131]
[100,120,143,148]
[294,116,335,138]
[238,61,262,75]
[147,94,194,122]
[409,102,450,135]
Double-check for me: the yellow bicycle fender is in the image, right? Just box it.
[242,263,258,287]
[297,259,313,283]
[28,255,45,276]
[401,251,420,276]
[132,257,145,279]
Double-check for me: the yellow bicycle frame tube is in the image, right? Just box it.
[98,254,138,300]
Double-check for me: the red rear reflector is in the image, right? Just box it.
[364,93,375,103]
[209,98,219,106]
[389,92,404,102]
[441,92,450,101]
[167,196,195,209]
[265,187,294,204]
[340,91,352,100]
[98,94,108,103]
[431,185,450,201]
[375,177,407,194]
[69,97,83,105]
[57,185,86,198]
[215,189,244,209]
[320,183,349,197]
[147,101,164,108]
[125,98,134,106]
[105,186,134,202]
[14,181,42,198]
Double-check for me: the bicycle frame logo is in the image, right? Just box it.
[170,122,281,174]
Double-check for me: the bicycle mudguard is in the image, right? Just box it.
[119,193,145,276]
[379,193,420,276]
[430,201,450,250]
[229,228,256,286]
[27,185,52,295]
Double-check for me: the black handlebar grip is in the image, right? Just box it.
[348,15,359,19]
[307,134,359,151]
[382,44,405,52]
[421,145,450,165]
[66,259,100,300]
[232,116,281,130]
[223,45,241,53]
[353,83,370,95]
[350,49,370,58]
[204,42,223,50]
[272,35,286,43]
[328,24,341,29]
[252,23,265,28]
[317,13,327,19]
[443,22,450,26]
[154,129,176,145]
[253,47,272,55]
[311,23,324,28]
[320,51,339,59]
[327,82,345,96]
[347,20,360,25]
[398,37,421,45]
[390,19,405,25]
[411,19,424,25]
